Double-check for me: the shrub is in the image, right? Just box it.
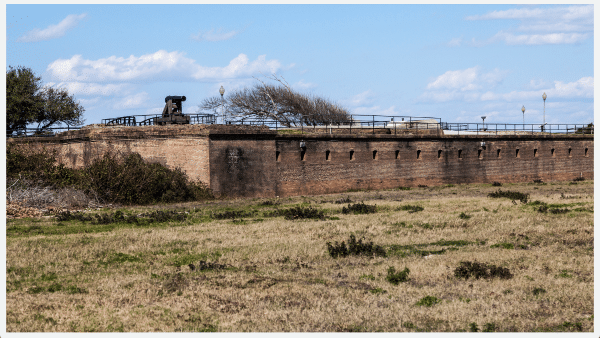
[211,210,253,220]
[454,261,513,280]
[573,177,585,182]
[532,287,547,296]
[326,234,386,258]
[398,205,424,213]
[469,323,479,332]
[342,202,377,214]
[550,208,569,214]
[492,182,502,186]
[386,266,410,284]
[415,296,440,307]
[282,206,325,220]
[458,212,471,219]
[487,189,529,203]
[334,196,352,204]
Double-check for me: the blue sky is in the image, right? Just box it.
[6,4,594,126]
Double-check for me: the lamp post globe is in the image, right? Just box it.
[521,105,526,125]
[542,92,547,127]
[219,86,225,124]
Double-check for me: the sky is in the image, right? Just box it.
[5,4,594,127]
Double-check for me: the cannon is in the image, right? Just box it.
[155,95,190,125]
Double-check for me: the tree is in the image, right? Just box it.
[198,75,350,127]
[6,66,85,136]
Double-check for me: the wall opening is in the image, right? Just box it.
[350,150,355,161]
[395,150,400,159]
[438,150,442,159]
[276,151,281,162]
[373,150,378,160]
[568,148,572,157]
[417,150,421,159]
[326,150,331,161]
[585,148,589,157]
[534,149,538,157]
[551,148,555,157]
[497,149,501,158]
[516,149,520,158]
[458,149,462,159]
[478,149,482,159]
[301,150,306,161]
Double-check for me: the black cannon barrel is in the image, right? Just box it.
[165,95,186,102]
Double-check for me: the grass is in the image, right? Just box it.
[5,180,593,332]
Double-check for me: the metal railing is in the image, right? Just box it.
[7,126,82,138]
[102,113,216,126]
[441,123,594,136]
[224,114,442,135]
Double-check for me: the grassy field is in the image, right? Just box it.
[6,180,593,332]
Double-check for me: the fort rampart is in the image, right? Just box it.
[10,124,593,198]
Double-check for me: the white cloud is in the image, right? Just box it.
[293,80,317,90]
[191,28,241,42]
[17,13,86,42]
[421,73,592,103]
[492,31,589,45]
[465,5,593,28]
[113,92,151,110]
[465,5,592,46]
[46,50,282,82]
[447,37,462,47]
[426,67,506,92]
[348,90,376,106]
[46,81,130,96]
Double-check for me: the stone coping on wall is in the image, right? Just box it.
[8,124,593,144]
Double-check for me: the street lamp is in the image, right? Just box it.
[542,92,547,131]
[481,116,486,130]
[219,85,225,124]
[521,105,526,125]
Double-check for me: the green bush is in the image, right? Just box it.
[7,144,213,206]
[342,202,377,214]
[326,234,386,258]
[488,189,529,203]
[386,266,410,284]
[415,296,440,307]
[454,261,513,280]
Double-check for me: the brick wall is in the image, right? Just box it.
[11,125,593,199]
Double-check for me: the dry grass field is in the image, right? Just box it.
[6,180,593,332]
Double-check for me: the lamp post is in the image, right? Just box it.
[521,105,526,125]
[481,116,486,130]
[219,85,225,124]
[542,92,547,131]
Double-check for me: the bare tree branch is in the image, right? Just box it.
[198,75,350,127]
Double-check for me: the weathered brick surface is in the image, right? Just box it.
[11,126,592,198]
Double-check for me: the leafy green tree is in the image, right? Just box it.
[6,66,85,136]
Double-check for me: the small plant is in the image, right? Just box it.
[398,204,424,213]
[258,200,280,206]
[573,177,585,182]
[482,323,497,332]
[532,287,547,296]
[454,261,513,280]
[469,323,479,332]
[360,274,376,281]
[418,184,428,188]
[458,212,471,219]
[334,196,352,204]
[402,322,415,329]
[188,260,228,272]
[415,295,440,307]
[212,210,253,220]
[282,206,325,220]
[550,208,569,214]
[492,182,502,186]
[533,179,544,184]
[397,186,411,191]
[326,234,386,258]
[386,266,410,285]
[557,270,573,278]
[490,242,514,249]
[342,202,377,214]
[369,287,387,294]
[488,189,529,203]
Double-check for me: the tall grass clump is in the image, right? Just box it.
[326,234,386,258]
